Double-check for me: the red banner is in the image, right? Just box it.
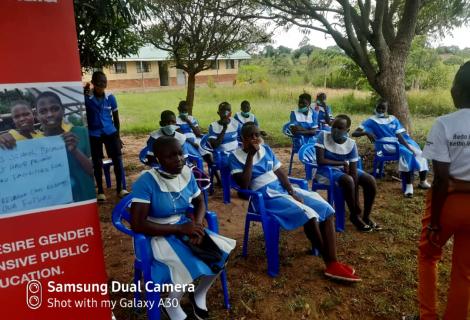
[0,1,111,319]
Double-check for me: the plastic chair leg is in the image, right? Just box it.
[205,213,219,233]
[262,218,280,277]
[333,187,346,232]
[133,263,142,303]
[221,167,231,204]
[288,148,295,175]
[401,172,407,192]
[372,158,379,178]
[220,270,230,309]
[242,216,251,257]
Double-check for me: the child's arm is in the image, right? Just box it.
[0,132,17,149]
[232,144,258,189]
[63,132,93,175]
[352,127,376,142]
[274,167,303,203]
[208,123,228,149]
[396,132,416,155]
[131,203,204,238]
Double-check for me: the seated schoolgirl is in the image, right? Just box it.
[289,93,318,147]
[315,115,379,232]
[229,122,360,282]
[208,101,241,166]
[146,110,196,164]
[131,136,236,320]
[176,100,211,158]
[313,92,333,129]
[234,100,267,137]
[352,100,430,197]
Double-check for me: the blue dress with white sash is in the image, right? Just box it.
[131,166,236,285]
[228,145,334,230]
[360,115,429,172]
[176,115,209,156]
[313,103,333,130]
[146,129,199,159]
[208,119,241,165]
[289,109,319,148]
[234,112,259,126]
[315,131,364,184]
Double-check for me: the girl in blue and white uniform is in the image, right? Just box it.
[289,93,318,148]
[352,100,430,197]
[315,115,378,232]
[146,110,197,164]
[313,92,333,130]
[229,122,360,282]
[176,101,210,157]
[234,100,259,126]
[131,136,236,320]
[208,102,241,166]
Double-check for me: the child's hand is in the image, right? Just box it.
[343,160,350,173]
[0,133,17,150]
[247,142,260,155]
[62,132,78,152]
[180,222,204,239]
[291,192,304,203]
[83,83,91,96]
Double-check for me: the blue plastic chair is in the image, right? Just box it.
[111,195,230,320]
[372,140,407,191]
[298,144,345,232]
[232,177,316,277]
[103,158,127,190]
[200,134,232,204]
[282,122,318,176]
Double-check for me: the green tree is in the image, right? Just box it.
[245,0,470,128]
[74,0,151,69]
[144,0,269,113]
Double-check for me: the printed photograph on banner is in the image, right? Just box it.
[0,84,95,215]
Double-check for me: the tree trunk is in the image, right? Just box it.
[186,72,196,115]
[375,57,411,130]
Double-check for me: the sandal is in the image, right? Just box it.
[364,219,382,231]
[350,216,373,233]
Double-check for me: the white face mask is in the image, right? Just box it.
[161,124,178,136]
[375,111,386,118]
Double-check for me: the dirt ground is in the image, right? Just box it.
[99,136,452,320]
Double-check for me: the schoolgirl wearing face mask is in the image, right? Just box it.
[316,115,379,232]
[352,100,430,198]
[146,110,195,164]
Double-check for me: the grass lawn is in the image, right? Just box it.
[116,84,437,147]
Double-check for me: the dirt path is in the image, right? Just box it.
[99,136,451,320]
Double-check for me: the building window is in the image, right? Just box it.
[225,59,235,69]
[113,62,127,74]
[210,60,219,70]
[136,61,151,73]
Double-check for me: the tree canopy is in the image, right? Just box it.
[74,0,152,70]
[144,0,270,112]
[241,0,470,127]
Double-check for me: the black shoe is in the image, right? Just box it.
[350,216,373,233]
[364,219,383,231]
[188,292,209,320]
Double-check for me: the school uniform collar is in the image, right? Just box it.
[150,129,186,144]
[146,165,192,192]
[211,119,238,132]
[233,144,267,165]
[293,109,314,122]
[369,115,396,125]
[323,131,355,155]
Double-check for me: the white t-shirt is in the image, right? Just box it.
[423,108,470,181]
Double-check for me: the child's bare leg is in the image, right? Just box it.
[304,218,337,265]
[358,173,377,221]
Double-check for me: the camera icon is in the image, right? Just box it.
[26,280,42,309]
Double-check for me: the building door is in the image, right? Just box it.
[176,69,186,86]
[158,61,169,86]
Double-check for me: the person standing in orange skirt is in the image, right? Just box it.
[417,61,470,320]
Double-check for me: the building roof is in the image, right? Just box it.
[118,45,250,61]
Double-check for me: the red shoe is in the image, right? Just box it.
[325,262,362,282]
[338,262,355,275]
